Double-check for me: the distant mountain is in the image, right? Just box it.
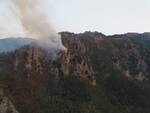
[0,38,34,52]
[1,32,150,113]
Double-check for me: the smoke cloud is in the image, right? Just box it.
[12,0,65,50]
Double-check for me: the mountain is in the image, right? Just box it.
[0,32,150,113]
[0,38,34,52]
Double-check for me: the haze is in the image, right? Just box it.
[0,0,150,38]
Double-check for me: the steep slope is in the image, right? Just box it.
[0,32,150,113]
[0,87,18,113]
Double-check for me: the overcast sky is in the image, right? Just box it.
[0,0,150,37]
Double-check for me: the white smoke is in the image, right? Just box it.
[10,0,65,50]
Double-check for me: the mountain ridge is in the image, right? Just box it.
[0,38,34,52]
[1,31,150,113]
[0,31,150,52]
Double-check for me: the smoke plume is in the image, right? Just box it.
[13,0,65,50]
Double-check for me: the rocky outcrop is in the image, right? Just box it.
[111,38,149,81]
[1,32,150,113]
[57,44,96,85]
[0,88,18,113]
[14,39,96,86]
[13,32,150,86]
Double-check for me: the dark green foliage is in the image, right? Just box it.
[0,53,14,81]
[104,69,150,113]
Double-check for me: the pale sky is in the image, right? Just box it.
[0,0,150,38]
[49,0,150,35]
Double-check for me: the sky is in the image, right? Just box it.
[0,0,150,38]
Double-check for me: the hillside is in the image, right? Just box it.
[0,32,150,113]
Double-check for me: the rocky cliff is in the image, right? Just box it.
[1,32,150,113]
[0,87,18,113]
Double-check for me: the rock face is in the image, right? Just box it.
[1,32,150,113]
[14,40,96,86]
[0,88,18,113]
[13,32,150,86]
[59,50,95,85]
[61,32,150,82]
[109,37,150,81]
